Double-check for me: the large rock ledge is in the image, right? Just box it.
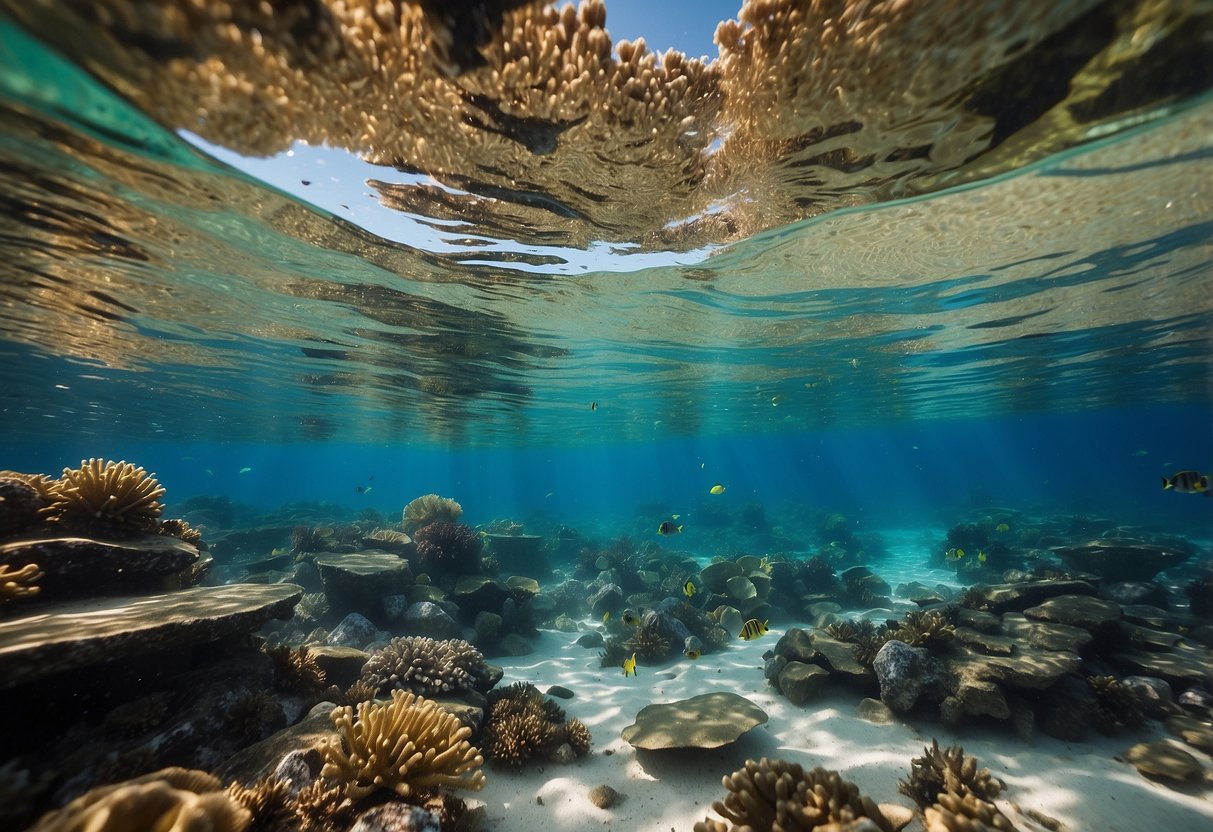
[0,583,302,689]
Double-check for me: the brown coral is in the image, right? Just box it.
[626,621,673,664]
[891,610,956,650]
[564,717,592,758]
[899,740,1003,809]
[853,627,893,667]
[159,518,204,546]
[291,781,355,832]
[319,690,486,800]
[403,494,463,531]
[266,645,327,693]
[482,682,578,767]
[1087,675,1145,734]
[924,791,1019,832]
[412,521,482,574]
[0,562,43,605]
[694,758,896,832]
[30,767,251,832]
[361,636,491,697]
[226,776,297,832]
[43,459,166,537]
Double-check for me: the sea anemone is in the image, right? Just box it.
[43,459,165,537]
[412,521,482,575]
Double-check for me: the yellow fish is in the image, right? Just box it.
[995,523,1010,533]
[602,611,610,624]
[739,618,769,640]
[683,579,697,598]
[945,547,965,561]
[622,653,638,677]
[622,610,641,628]
[685,647,701,660]
[709,484,726,495]
[977,550,988,563]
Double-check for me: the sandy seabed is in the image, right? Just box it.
[470,626,1213,832]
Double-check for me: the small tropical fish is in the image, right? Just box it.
[995,523,1010,533]
[977,550,987,563]
[709,484,726,495]
[1162,470,1210,495]
[771,395,783,407]
[700,462,705,469]
[945,547,966,562]
[1133,449,1149,456]
[682,579,697,598]
[238,467,252,474]
[591,401,597,411]
[355,485,373,494]
[685,646,701,660]
[658,520,683,536]
[672,514,680,519]
[739,618,769,640]
[602,611,610,624]
[622,610,641,628]
[622,653,638,677]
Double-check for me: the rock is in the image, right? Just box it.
[0,583,301,689]
[725,575,757,602]
[1024,595,1121,630]
[552,613,578,632]
[304,645,369,690]
[505,575,540,596]
[327,612,385,649]
[1000,613,1092,653]
[1166,714,1213,752]
[215,701,336,785]
[810,632,872,681]
[546,685,574,700]
[351,803,442,832]
[764,656,788,682]
[857,698,895,724]
[271,749,320,793]
[588,784,621,809]
[773,628,817,664]
[806,601,843,619]
[971,580,1096,613]
[588,583,624,617]
[701,561,742,592]
[778,662,829,705]
[1117,621,1181,651]
[1111,641,1213,687]
[401,602,462,639]
[717,606,744,638]
[1178,687,1213,713]
[575,632,604,649]
[408,585,447,604]
[314,552,411,615]
[1038,675,1096,741]
[381,594,410,622]
[497,634,533,656]
[1100,581,1169,608]
[548,742,577,765]
[840,566,891,599]
[621,692,767,750]
[957,608,1001,633]
[950,634,1080,691]
[1055,540,1191,582]
[1190,624,1213,647]
[953,680,1010,720]
[953,627,1015,656]
[450,576,510,616]
[1123,741,1203,781]
[474,611,503,641]
[1122,676,1174,717]
[0,534,201,598]
[873,640,947,713]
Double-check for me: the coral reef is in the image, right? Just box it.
[403,494,463,531]
[226,776,296,832]
[0,474,50,538]
[42,459,166,537]
[289,525,331,555]
[0,562,43,605]
[319,690,486,800]
[291,781,356,832]
[266,645,327,693]
[924,792,1019,831]
[1087,675,1145,734]
[898,741,1003,809]
[412,521,483,575]
[481,682,588,767]
[694,758,896,832]
[853,627,894,667]
[891,610,956,651]
[159,518,204,546]
[361,636,492,697]
[29,767,250,832]
[224,692,286,745]
[626,620,674,664]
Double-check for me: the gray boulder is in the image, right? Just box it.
[874,639,947,713]
[401,601,462,639]
[589,583,624,617]
[326,613,383,649]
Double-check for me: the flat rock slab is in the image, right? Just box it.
[974,579,1096,613]
[0,583,302,689]
[1124,741,1204,781]
[1112,642,1213,687]
[1023,594,1122,630]
[314,551,411,613]
[1001,613,1093,653]
[810,631,873,680]
[622,691,767,750]
[1055,540,1191,582]
[0,535,200,597]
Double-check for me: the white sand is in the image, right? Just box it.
[470,625,1213,831]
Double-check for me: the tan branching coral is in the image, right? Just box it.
[30,767,251,832]
[0,562,43,604]
[924,791,1019,832]
[626,621,673,663]
[482,682,584,767]
[291,780,356,832]
[319,690,486,800]
[403,494,463,531]
[564,717,593,758]
[361,636,491,697]
[899,741,1003,809]
[159,518,204,546]
[1087,675,1145,734]
[43,459,166,536]
[266,645,327,693]
[226,776,296,832]
[891,610,956,650]
[694,758,896,832]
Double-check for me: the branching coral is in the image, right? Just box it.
[924,791,1019,832]
[1087,675,1144,734]
[0,474,50,538]
[564,717,593,758]
[898,740,1003,809]
[159,518,204,546]
[319,690,486,800]
[42,459,166,536]
[30,767,251,832]
[891,610,956,650]
[626,620,673,664]
[482,682,585,768]
[291,781,355,832]
[598,637,632,669]
[412,521,482,575]
[403,494,463,531]
[266,645,326,693]
[0,562,43,605]
[853,626,893,667]
[361,636,491,697]
[693,758,896,832]
[226,776,296,832]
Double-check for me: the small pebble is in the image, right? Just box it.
[546,685,575,699]
[588,784,621,809]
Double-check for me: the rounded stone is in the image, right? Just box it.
[621,692,767,750]
[1124,741,1203,781]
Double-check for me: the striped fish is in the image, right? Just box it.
[1162,470,1210,495]
[739,618,769,640]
